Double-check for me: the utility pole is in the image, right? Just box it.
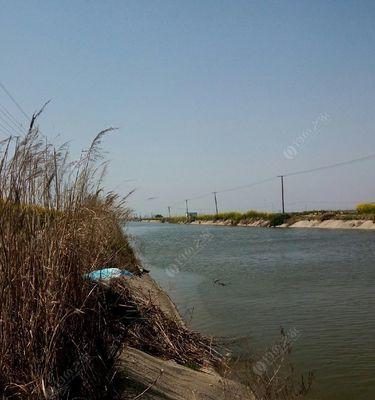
[213,192,219,216]
[167,206,171,218]
[185,199,189,216]
[278,175,285,214]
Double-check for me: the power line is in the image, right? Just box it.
[0,111,25,135]
[168,192,211,209]
[216,176,278,194]
[0,82,29,120]
[278,153,375,212]
[167,177,279,213]
[0,103,26,133]
[188,192,212,201]
[288,200,364,204]
[0,120,15,137]
[160,152,375,214]
[283,153,375,177]
[171,177,279,208]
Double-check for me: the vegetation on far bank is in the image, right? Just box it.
[144,205,375,227]
[163,210,291,227]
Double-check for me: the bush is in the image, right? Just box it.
[356,203,375,214]
[269,213,291,227]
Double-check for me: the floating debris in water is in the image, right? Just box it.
[213,279,227,287]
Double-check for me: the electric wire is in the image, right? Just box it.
[0,82,29,120]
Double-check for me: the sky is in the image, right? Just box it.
[1,0,375,216]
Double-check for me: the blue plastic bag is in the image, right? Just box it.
[85,267,133,281]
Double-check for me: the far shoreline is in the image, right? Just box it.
[136,217,375,231]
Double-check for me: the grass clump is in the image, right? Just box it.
[0,113,138,399]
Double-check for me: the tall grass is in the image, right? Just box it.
[0,113,137,399]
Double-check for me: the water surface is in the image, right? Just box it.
[127,222,375,400]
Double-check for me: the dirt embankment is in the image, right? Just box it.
[117,274,251,400]
[288,219,375,230]
[126,274,185,326]
[179,218,375,230]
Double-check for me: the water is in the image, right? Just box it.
[127,222,375,400]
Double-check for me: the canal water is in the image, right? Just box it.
[127,222,375,400]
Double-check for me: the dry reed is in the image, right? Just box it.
[0,112,138,399]
[106,279,223,369]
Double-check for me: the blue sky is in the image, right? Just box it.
[1,0,375,215]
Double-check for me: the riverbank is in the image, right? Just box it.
[140,209,375,230]
[189,218,375,230]
[117,273,250,400]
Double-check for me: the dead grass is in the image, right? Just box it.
[106,279,223,369]
[0,112,138,399]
